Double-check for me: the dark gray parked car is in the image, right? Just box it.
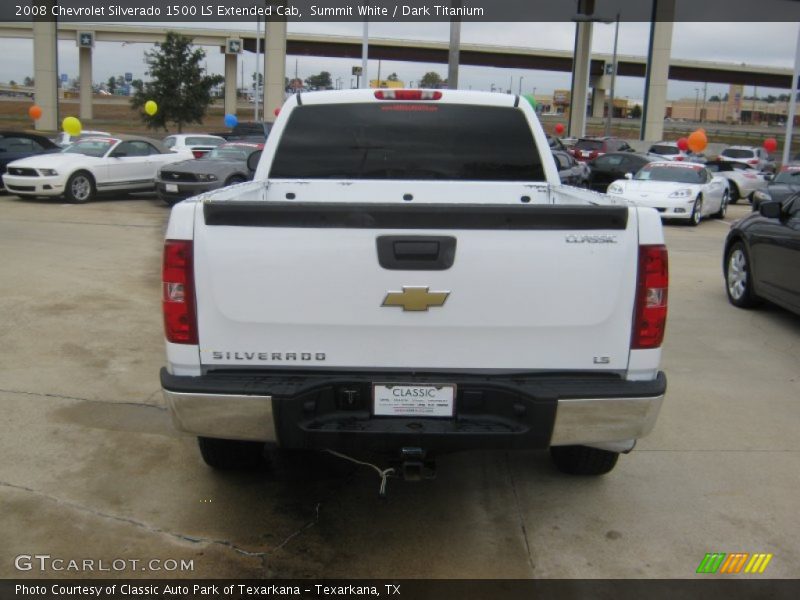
[156,142,263,206]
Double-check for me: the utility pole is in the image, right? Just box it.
[361,14,369,88]
[447,0,461,89]
[518,76,523,95]
[701,82,707,122]
[782,23,800,165]
[604,12,620,137]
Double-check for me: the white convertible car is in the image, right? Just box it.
[2,135,193,203]
[606,161,729,225]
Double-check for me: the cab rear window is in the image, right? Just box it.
[269,103,543,181]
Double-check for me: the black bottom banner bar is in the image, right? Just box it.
[3,579,800,600]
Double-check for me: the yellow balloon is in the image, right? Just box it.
[62,116,82,137]
[144,100,158,116]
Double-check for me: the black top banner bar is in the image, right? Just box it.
[4,0,800,22]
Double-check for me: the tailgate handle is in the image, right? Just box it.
[377,236,456,270]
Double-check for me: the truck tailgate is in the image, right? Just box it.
[193,201,638,372]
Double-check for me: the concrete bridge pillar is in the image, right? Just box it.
[79,46,92,120]
[224,52,238,117]
[33,18,59,132]
[568,20,593,138]
[264,19,287,123]
[641,0,675,141]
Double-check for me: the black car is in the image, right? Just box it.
[227,121,272,141]
[586,152,653,192]
[0,131,60,191]
[552,150,588,187]
[752,164,800,209]
[723,195,800,316]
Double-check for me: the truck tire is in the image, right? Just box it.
[197,437,266,470]
[550,445,619,475]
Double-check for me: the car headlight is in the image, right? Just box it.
[753,190,771,202]
[607,183,624,194]
[196,173,218,182]
[39,169,58,176]
[668,188,693,198]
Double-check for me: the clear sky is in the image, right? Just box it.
[1,21,797,100]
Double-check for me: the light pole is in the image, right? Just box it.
[694,88,700,122]
[518,76,524,95]
[604,12,620,136]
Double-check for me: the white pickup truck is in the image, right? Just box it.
[160,89,668,480]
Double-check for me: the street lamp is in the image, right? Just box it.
[694,88,700,122]
[518,76,524,96]
[604,13,620,136]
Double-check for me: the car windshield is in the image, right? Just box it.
[774,169,800,184]
[635,165,704,184]
[62,139,115,157]
[207,145,253,160]
[649,145,679,155]
[721,148,754,159]
[574,139,603,151]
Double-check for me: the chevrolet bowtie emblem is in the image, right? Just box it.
[382,287,450,312]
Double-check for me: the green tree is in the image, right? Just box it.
[107,76,117,93]
[252,72,263,89]
[9,80,16,86]
[630,104,642,119]
[305,71,332,89]
[419,71,443,88]
[23,76,34,87]
[387,72,399,81]
[130,32,224,133]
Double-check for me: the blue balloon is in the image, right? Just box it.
[224,113,238,128]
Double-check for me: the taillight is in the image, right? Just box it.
[374,89,442,100]
[675,156,684,161]
[747,159,758,165]
[192,150,205,159]
[632,245,668,350]
[163,240,197,344]
[589,150,599,159]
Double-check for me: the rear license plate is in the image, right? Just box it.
[373,383,456,417]
[165,183,179,193]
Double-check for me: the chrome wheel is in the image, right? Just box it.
[70,175,91,202]
[714,191,729,219]
[690,197,703,226]
[727,248,748,301]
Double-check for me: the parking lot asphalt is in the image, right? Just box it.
[0,194,798,579]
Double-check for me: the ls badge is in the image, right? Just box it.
[382,287,450,312]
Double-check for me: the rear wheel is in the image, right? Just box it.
[65,171,95,203]
[728,183,740,204]
[224,174,247,187]
[725,241,760,308]
[550,445,619,476]
[197,437,267,470]
[712,190,729,219]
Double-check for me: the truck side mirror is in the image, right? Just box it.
[624,173,633,180]
[247,150,262,172]
[759,201,782,219]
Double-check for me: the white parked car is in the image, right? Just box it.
[3,135,193,203]
[52,129,111,148]
[646,141,688,162]
[718,146,776,173]
[162,134,226,159]
[702,160,769,204]
[607,161,729,225]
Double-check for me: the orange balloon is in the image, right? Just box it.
[28,105,42,120]
[687,129,707,154]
